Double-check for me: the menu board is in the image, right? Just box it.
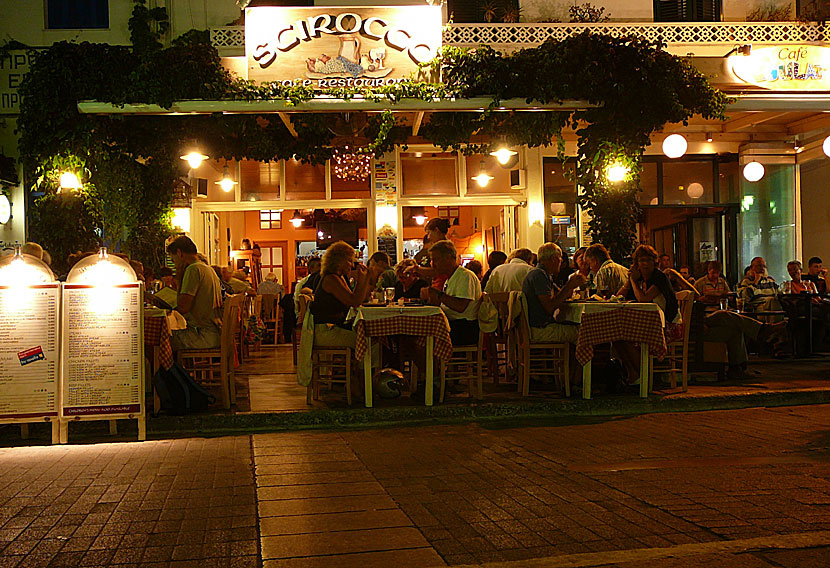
[61,284,143,417]
[0,285,60,419]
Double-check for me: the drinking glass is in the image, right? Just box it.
[385,287,395,304]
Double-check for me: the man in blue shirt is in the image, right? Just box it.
[522,243,587,343]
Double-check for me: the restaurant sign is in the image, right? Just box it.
[730,45,830,91]
[245,5,442,87]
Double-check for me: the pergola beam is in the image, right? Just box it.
[277,112,298,137]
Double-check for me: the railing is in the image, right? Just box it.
[211,21,828,54]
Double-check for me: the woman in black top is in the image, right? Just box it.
[614,244,680,383]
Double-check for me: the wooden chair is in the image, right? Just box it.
[650,290,695,392]
[439,330,484,403]
[237,294,252,363]
[301,296,354,406]
[177,293,245,409]
[260,293,279,344]
[487,291,515,384]
[515,292,570,397]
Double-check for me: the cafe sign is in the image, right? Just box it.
[245,5,442,88]
[730,45,830,91]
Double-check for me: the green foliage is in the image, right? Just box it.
[129,0,170,55]
[17,30,727,266]
[28,191,101,275]
[569,3,610,23]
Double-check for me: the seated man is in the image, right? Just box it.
[421,240,481,346]
[694,260,730,305]
[584,243,627,298]
[484,248,534,294]
[368,251,397,294]
[167,236,224,351]
[704,311,786,379]
[258,271,284,297]
[739,256,781,312]
[803,256,828,295]
[522,242,587,344]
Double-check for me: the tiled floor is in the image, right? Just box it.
[238,344,830,413]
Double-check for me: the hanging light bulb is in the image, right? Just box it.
[472,160,494,187]
[180,151,209,169]
[743,161,765,182]
[687,182,704,199]
[59,171,82,191]
[823,135,830,157]
[489,146,517,165]
[411,206,428,225]
[662,134,688,158]
[290,210,304,228]
[215,165,237,192]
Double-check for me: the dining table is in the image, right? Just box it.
[559,301,667,399]
[144,307,186,413]
[353,303,453,407]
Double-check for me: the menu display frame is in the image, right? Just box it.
[0,282,61,444]
[60,282,145,443]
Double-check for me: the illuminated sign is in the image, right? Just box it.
[245,6,442,88]
[731,45,830,91]
[552,216,572,225]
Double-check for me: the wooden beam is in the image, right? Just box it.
[278,112,298,138]
[411,111,425,136]
[787,113,830,135]
[722,111,789,133]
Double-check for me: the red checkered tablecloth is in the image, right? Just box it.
[354,310,453,362]
[144,315,174,370]
[575,308,667,366]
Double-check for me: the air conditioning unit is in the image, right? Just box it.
[510,169,527,190]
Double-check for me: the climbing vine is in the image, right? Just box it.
[13,0,728,267]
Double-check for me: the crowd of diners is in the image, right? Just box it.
[9,224,826,403]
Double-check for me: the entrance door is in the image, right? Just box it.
[258,242,288,286]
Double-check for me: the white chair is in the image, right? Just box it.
[650,290,695,392]
[439,329,484,403]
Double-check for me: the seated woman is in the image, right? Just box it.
[615,244,683,383]
[394,258,428,300]
[310,241,374,394]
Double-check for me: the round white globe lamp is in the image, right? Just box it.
[823,136,830,157]
[687,182,704,199]
[743,161,765,182]
[662,134,688,159]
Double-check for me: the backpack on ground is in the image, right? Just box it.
[152,362,216,415]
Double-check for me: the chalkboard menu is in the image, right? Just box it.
[377,237,398,265]
[61,284,144,418]
[0,284,60,420]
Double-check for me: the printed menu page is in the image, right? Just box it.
[0,285,59,418]
[62,285,142,416]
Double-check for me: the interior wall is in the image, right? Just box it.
[799,158,830,267]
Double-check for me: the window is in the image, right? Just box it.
[401,152,458,196]
[259,210,282,230]
[653,0,721,22]
[47,0,109,29]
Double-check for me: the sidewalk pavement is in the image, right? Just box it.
[1,405,829,567]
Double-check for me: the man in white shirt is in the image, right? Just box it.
[483,248,534,294]
[421,239,481,345]
[585,244,629,298]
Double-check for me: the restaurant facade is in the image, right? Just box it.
[4,2,830,285]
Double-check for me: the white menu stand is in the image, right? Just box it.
[60,251,145,443]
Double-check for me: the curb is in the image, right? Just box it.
[146,388,830,437]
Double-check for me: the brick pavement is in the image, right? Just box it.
[1,406,829,567]
[0,437,258,568]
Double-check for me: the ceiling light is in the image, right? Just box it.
[411,206,428,225]
[471,160,494,187]
[662,134,688,158]
[215,166,237,192]
[743,161,765,182]
[290,210,304,228]
[823,136,830,157]
[687,182,704,199]
[706,133,713,142]
[180,151,208,169]
[489,147,517,165]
